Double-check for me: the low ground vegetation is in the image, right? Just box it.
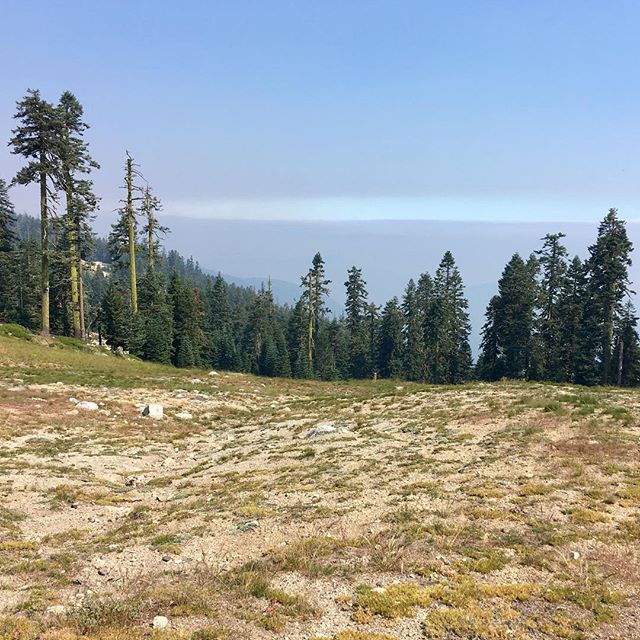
[0,330,639,638]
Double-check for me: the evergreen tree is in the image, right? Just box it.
[56,91,99,338]
[557,256,588,382]
[287,298,311,378]
[205,275,237,369]
[430,252,472,383]
[141,184,168,271]
[0,179,18,322]
[14,237,40,330]
[613,300,640,387]
[535,233,568,380]
[110,153,143,313]
[100,281,129,350]
[402,279,424,381]
[365,302,380,378]
[493,254,538,379]
[377,297,404,378]
[10,90,60,335]
[476,295,502,381]
[587,208,633,384]
[169,271,203,368]
[300,252,331,372]
[344,266,370,377]
[136,270,173,363]
[416,272,434,381]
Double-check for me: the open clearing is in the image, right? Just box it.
[0,331,639,639]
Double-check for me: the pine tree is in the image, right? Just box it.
[535,233,568,380]
[0,179,18,322]
[486,254,538,379]
[287,298,310,378]
[477,295,502,381]
[110,153,143,313]
[587,208,633,384]
[377,297,404,378]
[300,252,331,373]
[56,91,99,339]
[416,272,435,381]
[169,271,203,368]
[613,300,640,387]
[13,237,40,330]
[430,252,472,383]
[10,90,60,335]
[136,269,173,363]
[557,256,588,382]
[205,275,237,369]
[365,302,380,378]
[344,266,370,377]
[100,281,129,350]
[141,185,168,271]
[402,279,424,380]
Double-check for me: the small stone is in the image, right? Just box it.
[282,407,291,413]
[236,519,259,532]
[152,615,169,630]
[142,404,163,419]
[570,551,581,560]
[305,422,337,438]
[76,401,99,411]
[395,386,404,391]
[175,411,193,420]
[208,370,220,376]
[45,605,67,616]
[162,457,175,468]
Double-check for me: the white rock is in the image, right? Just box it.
[190,378,203,384]
[282,407,291,413]
[152,615,169,629]
[175,411,193,420]
[69,397,78,404]
[45,605,67,615]
[305,422,337,438]
[208,370,220,376]
[76,401,99,411]
[142,404,163,419]
[570,551,581,560]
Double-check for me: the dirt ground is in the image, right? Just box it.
[0,333,639,639]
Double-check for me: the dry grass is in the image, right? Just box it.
[0,331,639,638]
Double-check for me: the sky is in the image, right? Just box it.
[2,0,640,223]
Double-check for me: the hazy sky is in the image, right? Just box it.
[2,1,640,222]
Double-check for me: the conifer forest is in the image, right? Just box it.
[1,89,638,387]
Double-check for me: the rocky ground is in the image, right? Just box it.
[0,327,639,639]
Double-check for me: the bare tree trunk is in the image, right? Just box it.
[39,164,50,336]
[126,155,138,314]
[146,188,154,271]
[617,338,624,387]
[66,180,82,339]
[78,256,86,338]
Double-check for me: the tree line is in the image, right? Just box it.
[1,89,639,385]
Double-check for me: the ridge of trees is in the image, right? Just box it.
[2,89,639,385]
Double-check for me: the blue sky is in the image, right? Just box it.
[2,0,640,222]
